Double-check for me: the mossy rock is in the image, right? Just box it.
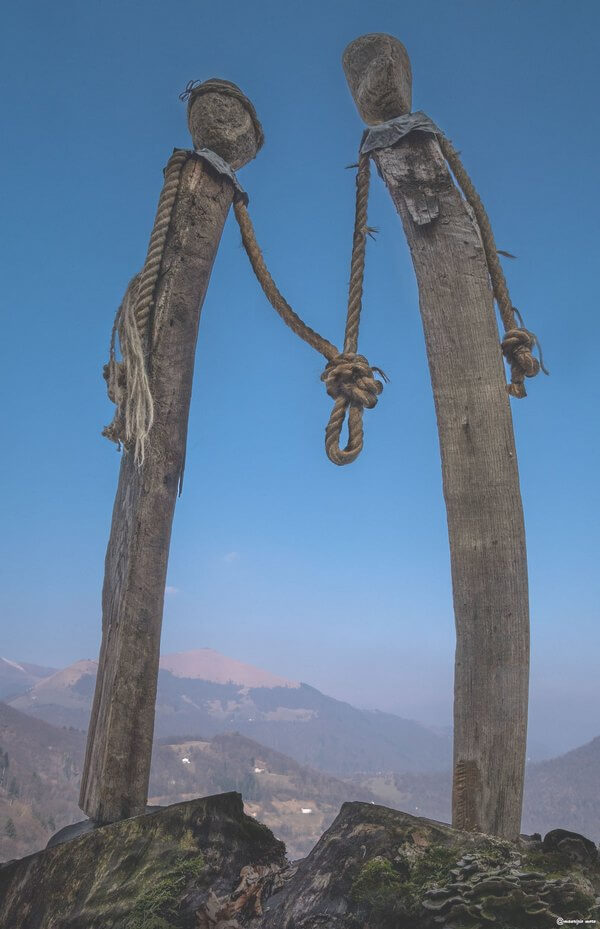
[2,796,598,929]
[0,792,286,928]
[123,855,205,929]
[262,802,600,929]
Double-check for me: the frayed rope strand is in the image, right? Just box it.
[102,275,154,465]
[102,150,189,465]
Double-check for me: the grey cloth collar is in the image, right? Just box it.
[174,147,249,204]
[360,111,442,155]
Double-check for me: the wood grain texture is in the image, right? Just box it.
[80,158,235,823]
[373,134,529,839]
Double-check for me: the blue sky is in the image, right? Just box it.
[1,0,598,755]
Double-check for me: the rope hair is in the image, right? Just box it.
[103,149,189,465]
[437,134,548,397]
[233,145,387,466]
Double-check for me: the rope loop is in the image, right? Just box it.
[321,353,388,466]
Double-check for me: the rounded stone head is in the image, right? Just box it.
[342,34,412,125]
[185,78,264,170]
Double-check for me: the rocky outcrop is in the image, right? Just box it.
[263,803,600,928]
[1,795,599,928]
[0,792,285,929]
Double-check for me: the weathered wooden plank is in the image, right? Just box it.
[80,84,262,824]
[343,34,529,839]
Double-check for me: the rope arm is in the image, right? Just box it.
[233,147,387,466]
[438,134,548,398]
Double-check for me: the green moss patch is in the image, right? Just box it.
[350,839,599,929]
[351,857,406,910]
[409,844,458,888]
[123,854,205,929]
[522,848,574,877]
[351,845,459,926]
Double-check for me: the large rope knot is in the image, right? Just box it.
[321,353,388,465]
[321,352,384,407]
[501,327,543,399]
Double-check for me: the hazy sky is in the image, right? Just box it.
[1,0,598,754]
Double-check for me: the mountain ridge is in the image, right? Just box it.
[159,649,299,688]
[0,658,57,701]
[6,653,452,776]
[0,700,379,861]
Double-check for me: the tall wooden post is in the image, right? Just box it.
[80,82,262,824]
[343,34,530,839]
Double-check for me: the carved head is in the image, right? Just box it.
[342,34,412,125]
[186,79,264,170]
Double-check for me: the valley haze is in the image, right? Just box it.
[1,647,599,864]
[1,647,595,760]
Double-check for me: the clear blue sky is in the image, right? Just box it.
[1,0,598,754]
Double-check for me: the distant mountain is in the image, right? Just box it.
[153,675,451,775]
[353,736,600,844]
[0,702,85,861]
[149,732,378,859]
[0,703,377,862]
[522,735,600,839]
[0,658,57,701]
[355,769,452,824]
[3,697,600,865]
[160,649,299,688]
[7,652,452,776]
[9,660,98,731]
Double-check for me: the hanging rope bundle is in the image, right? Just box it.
[103,149,189,464]
[233,147,387,465]
[437,134,549,398]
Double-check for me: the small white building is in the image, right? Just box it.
[301,808,312,814]
[254,767,264,773]
[181,757,191,765]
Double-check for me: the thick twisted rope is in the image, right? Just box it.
[233,148,386,465]
[437,135,548,398]
[232,202,338,362]
[103,149,189,464]
[323,150,388,464]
